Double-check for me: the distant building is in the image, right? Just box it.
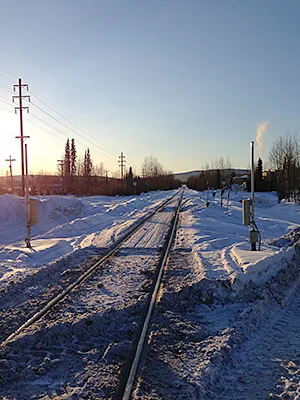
[232,174,249,185]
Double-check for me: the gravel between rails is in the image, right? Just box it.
[0,248,106,345]
[0,199,178,399]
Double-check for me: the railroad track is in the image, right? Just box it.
[0,190,184,399]
[0,191,181,350]
[115,190,184,400]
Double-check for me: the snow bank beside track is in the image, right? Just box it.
[231,241,295,286]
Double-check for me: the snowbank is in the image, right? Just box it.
[231,241,295,285]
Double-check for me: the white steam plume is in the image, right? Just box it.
[256,121,270,157]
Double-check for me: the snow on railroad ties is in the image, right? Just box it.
[0,190,175,283]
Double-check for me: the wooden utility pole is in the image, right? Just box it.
[5,155,16,189]
[118,152,126,179]
[13,78,30,196]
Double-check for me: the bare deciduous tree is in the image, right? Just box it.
[94,162,105,177]
[141,156,164,178]
[268,133,300,201]
[269,133,299,170]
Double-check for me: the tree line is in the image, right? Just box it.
[57,140,180,196]
[186,133,300,204]
[251,133,300,202]
[186,156,236,191]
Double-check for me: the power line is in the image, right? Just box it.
[1,70,126,165]
[1,72,128,171]
[24,114,67,142]
[30,101,116,161]
[0,82,14,94]
[26,111,116,163]
[0,70,16,84]
[30,90,116,154]
[0,104,15,115]
[27,112,73,140]
[29,88,118,157]
[8,79,121,166]
[0,73,115,161]
[21,88,117,165]
[0,96,14,107]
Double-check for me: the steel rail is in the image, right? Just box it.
[114,191,184,400]
[0,190,183,351]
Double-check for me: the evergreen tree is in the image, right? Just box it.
[71,138,76,176]
[128,166,133,180]
[84,148,92,176]
[125,166,134,194]
[216,169,221,189]
[64,139,71,176]
[256,158,263,180]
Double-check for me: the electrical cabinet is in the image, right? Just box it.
[30,199,39,224]
[242,199,251,226]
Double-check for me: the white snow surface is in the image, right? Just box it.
[0,191,172,281]
[0,188,300,399]
[178,189,299,288]
[0,189,299,287]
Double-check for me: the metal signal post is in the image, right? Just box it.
[250,141,259,250]
[25,144,31,247]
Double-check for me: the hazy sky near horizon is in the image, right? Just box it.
[0,0,299,176]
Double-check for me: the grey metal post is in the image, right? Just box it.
[250,141,256,250]
[25,144,31,247]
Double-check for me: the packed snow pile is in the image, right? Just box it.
[231,241,295,285]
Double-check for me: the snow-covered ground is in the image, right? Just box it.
[0,191,174,282]
[0,188,299,399]
[133,189,300,400]
[175,189,299,290]
[0,189,298,288]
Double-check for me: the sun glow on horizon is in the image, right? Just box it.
[0,109,61,176]
[0,110,21,176]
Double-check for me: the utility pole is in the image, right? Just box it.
[5,155,16,189]
[13,78,30,196]
[57,159,64,192]
[118,152,126,179]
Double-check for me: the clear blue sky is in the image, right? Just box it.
[0,0,299,176]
